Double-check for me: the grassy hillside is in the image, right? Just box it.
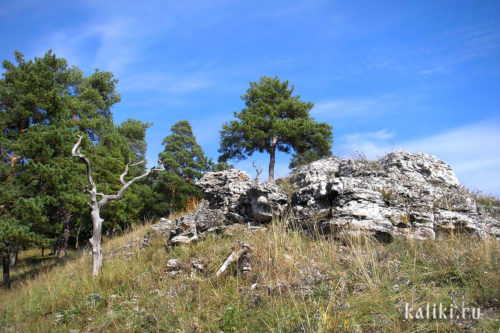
[1,219,499,332]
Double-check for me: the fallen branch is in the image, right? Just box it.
[216,241,253,277]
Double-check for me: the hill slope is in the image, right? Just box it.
[1,220,499,332]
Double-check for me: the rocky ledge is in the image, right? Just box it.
[156,151,499,243]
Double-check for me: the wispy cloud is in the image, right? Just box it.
[343,129,395,142]
[31,2,183,76]
[336,120,500,195]
[365,23,500,78]
[34,18,152,75]
[313,95,399,118]
[119,72,213,94]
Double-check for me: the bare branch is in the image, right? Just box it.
[119,159,146,185]
[119,160,131,186]
[72,135,97,204]
[129,160,145,167]
[0,148,10,159]
[99,164,161,207]
[252,161,262,185]
[0,147,23,167]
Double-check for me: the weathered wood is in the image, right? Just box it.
[216,241,253,277]
[252,161,262,185]
[9,245,18,267]
[72,135,162,276]
[75,222,82,249]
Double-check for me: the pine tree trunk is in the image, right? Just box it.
[2,250,10,289]
[75,222,82,249]
[41,247,45,257]
[268,146,277,183]
[90,204,103,276]
[56,210,71,259]
[9,245,18,267]
[169,186,176,218]
[268,136,278,183]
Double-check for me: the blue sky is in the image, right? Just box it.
[1,0,499,194]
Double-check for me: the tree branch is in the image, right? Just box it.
[73,135,164,209]
[252,161,262,184]
[119,159,145,185]
[99,164,163,208]
[216,241,253,277]
[0,147,23,167]
[0,148,10,160]
[72,135,98,204]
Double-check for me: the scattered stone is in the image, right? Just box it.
[170,235,197,245]
[151,218,175,233]
[166,259,180,270]
[191,258,204,271]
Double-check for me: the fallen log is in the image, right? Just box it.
[216,241,253,277]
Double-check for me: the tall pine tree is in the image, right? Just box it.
[147,120,215,217]
[218,76,333,181]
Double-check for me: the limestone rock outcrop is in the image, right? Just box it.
[156,151,499,243]
[288,151,499,241]
[167,169,287,243]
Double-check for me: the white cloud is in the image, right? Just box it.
[336,120,500,195]
[34,19,144,75]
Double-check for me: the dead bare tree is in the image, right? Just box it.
[72,135,162,276]
[252,161,262,185]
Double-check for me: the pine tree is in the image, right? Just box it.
[149,120,207,217]
[218,76,333,181]
[0,50,149,285]
[160,120,205,180]
[0,51,91,286]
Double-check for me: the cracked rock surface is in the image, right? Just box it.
[151,151,499,242]
[288,151,499,240]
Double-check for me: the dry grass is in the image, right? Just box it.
[1,218,499,332]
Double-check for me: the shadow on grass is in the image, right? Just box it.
[7,250,78,289]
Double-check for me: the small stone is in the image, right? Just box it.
[171,235,194,244]
[191,258,204,271]
[166,259,179,270]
